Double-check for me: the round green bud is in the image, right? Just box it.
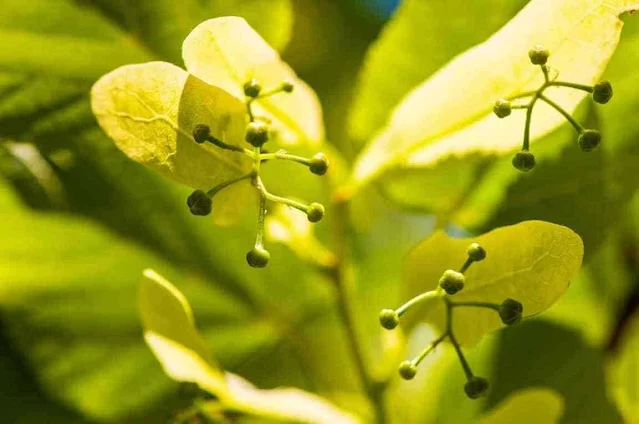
[379,309,400,330]
[467,243,486,262]
[245,121,270,147]
[398,361,417,380]
[464,376,489,399]
[499,298,523,326]
[243,78,262,98]
[439,270,465,295]
[512,151,536,172]
[186,190,212,216]
[307,203,325,223]
[592,81,612,104]
[192,124,210,144]
[528,45,550,65]
[246,246,270,268]
[493,99,512,119]
[280,79,294,93]
[578,129,601,152]
[309,153,329,175]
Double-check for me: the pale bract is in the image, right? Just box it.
[403,221,584,346]
[183,16,324,146]
[91,17,324,223]
[345,0,639,196]
[139,269,359,424]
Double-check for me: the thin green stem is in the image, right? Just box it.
[445,299,474,380]
[255,186,267,248]
[396,290,442,317]
[329,201,388,424]
[539,93,584,133]
[459,257,474,274]
[412,333,448,367]
[206,135,253,157]
[549,81,594,93]
[246,99,255,122]
[522,94,539,151]
[257,87,286,98]
[206,173,253,197]
[508,90,538,100]
[451,301,500,311]
[263,191,308,213]
[541,65,550,83]
[260,151,311,166]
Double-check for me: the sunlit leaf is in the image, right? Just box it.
[403,221,584,345]
[140,270,359,423]
[182,16,324,147]
[91,61,254,222]
[343,0,639,197]
[348,0,527,144]
[479,388,564,424]
[139,269,228,398]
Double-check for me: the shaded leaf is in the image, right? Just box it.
[608,312,639,423]
[479,388,564,424]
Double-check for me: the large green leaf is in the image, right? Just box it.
[347,0,527,145]
[432,321,622,423]
[608,311,639,422]
[402,221,584,345]
[342,0,639,198]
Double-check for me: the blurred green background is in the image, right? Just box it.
[1,0,638,422]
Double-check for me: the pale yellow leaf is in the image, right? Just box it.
[182,16,324,146]
[346,0,639,195]
[91,61,253,222]
[225,373,360,424]
[139,269,229,399]
[479,388,564,424]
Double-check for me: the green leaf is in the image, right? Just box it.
[342,0,639,198]
[487,321,623,423]
[348,0,527,144]
[608,311,639,422]
[90,61,254,222]
[139,269,228,398]
[182,17,325,147]
[402,221,584,345]
[139,269,359,424]
[478,388,564,424]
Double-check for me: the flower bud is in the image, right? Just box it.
[464,376,489,399]
[528,45,549,65]
[493,99,512,118]
[499,298,523,326]
[193,124,210,144]
[280,79,295,93]
[466,243,486,262]
[246,246,270,268]
[309,153,329,176]
[398,361,417,380]
[592,81,612,104]
[307,203,325,223]
[243,78,262,98]
[187,190,212,216]
[439,270,465,295]
[578,129,601,152]
[379,309,400,330]
[512,151,536,172]
[245,121,270,147]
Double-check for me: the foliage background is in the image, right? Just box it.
[0,0,638,422]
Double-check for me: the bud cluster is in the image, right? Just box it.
[188,78,330,268]
[493,45,612,172]
[377,243,525,399]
